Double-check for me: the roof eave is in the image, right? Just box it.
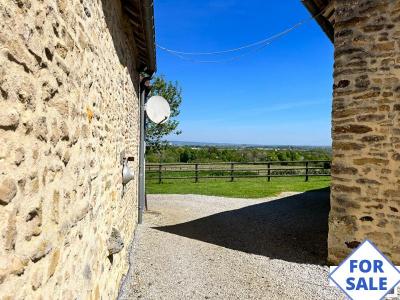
[122,0,157,75]
[141,0,156,74]
[301,0,334,43]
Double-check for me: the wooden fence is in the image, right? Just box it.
[146,160,331,183]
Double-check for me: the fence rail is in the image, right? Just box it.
[146,160,331,183]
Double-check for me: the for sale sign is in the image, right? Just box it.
[329,240,400,300]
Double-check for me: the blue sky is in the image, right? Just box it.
[154,0,334,146]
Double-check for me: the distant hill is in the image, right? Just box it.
[168,140,331,150]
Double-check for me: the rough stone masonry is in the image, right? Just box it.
[329,0,400,265]
[0,0,154,298]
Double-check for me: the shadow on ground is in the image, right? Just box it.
[154,188,330,265]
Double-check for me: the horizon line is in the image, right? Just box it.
[167,140,332,147]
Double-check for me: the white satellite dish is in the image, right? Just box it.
[145,96,171,124]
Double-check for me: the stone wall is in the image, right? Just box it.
[329,0,400,264]
[0,0,141,298]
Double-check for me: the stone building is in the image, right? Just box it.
[303,0,400,265]
[0,0,155,298]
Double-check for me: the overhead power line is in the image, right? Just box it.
[157,8,326,63]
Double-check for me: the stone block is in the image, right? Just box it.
[0,178,17,205]
[107,228,124,255]
[0,107,19,130]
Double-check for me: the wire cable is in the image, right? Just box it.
[163,41,272,64]
[157,9,326,63]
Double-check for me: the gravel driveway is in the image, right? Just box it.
[118,189,344,300]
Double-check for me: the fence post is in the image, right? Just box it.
[195,163,199,183]
[230,163,234,182]
[267,163,271,182]
[158,164,162,184]
[305,161,309,182]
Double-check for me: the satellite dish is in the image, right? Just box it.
[145,96,171,124]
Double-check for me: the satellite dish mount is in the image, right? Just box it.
[145,96,171,124]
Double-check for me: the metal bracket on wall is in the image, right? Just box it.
[121,151,135,197]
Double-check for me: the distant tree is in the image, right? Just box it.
[146,75,182,160]
[277,151,288,162]
[289,151,302,161]
[179,149,191,163]
[266,151,278,161]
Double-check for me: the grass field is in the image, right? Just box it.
[146,176,331,198]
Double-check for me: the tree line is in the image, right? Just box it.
[146,146,331,163]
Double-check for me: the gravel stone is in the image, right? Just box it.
[119,190,345,300]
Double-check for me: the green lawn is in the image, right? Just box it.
[146,176,331,198]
